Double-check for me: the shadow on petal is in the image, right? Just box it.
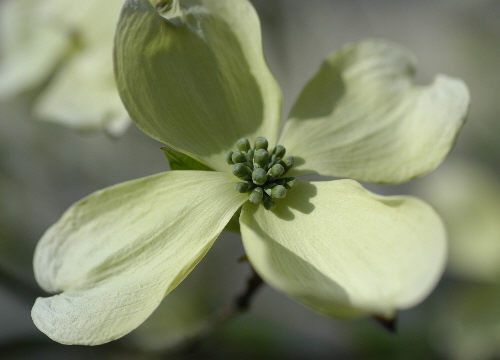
[243,210,358,318]
[271,181,318,221]
[115,0,284,171]
[288,61,346,121]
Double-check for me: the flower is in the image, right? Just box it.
[31,0,470,345]
[0,0,129,135]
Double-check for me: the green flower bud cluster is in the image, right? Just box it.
[226,137,296,210]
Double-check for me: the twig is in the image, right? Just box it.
[233,268,264,312]
[168,265,264,355]
[0,264,263,358]
[372,313,398,333]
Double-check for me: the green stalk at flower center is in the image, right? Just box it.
[226,137,296,210]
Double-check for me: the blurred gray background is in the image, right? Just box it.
[1,0,499,359]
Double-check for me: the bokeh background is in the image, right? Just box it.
[1,0,499,359]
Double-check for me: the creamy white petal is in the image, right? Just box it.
[32,171,246,345]
[281,40,469,183]
[0,0,67,97]
[0,0,128,134]
[240,179,447,317]
[114,0,282,171]
[34,47,129,135]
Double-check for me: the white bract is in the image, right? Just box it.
[31,0,469,345]
[0,0,129,135]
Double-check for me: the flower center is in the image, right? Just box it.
[226,137,296,210]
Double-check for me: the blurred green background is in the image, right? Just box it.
[1,0,499,359]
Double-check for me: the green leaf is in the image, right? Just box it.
[280,40,470,183]
[32,171,246,345]
[114,0,282,172]
[240,179,446,318]
[161,146,213,171]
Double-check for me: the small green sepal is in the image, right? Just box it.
[161,147,213,171]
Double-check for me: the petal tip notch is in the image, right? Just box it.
[152,0,184,26]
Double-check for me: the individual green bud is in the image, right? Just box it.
[235,182,252,193]
[246,149,254,162]
[232,164,252,180]
[225,151,234,165]
[236,138,251,152]
[270,185,287,199]
[282,155,294,169]
[253,149,269,168]
[274,145,286,159]
[252,167,268,185]
[254,137,268,150]
[268,164,285,178]
[249,187,264,204]
[232,151,247,164]
[285,177,297,189]
[263,194,276,210]
[269,154,277,167]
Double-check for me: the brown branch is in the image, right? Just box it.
[372,313,398,333]
[168,265,264,355]
[0,263,263,358]
[233,268,264,312]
